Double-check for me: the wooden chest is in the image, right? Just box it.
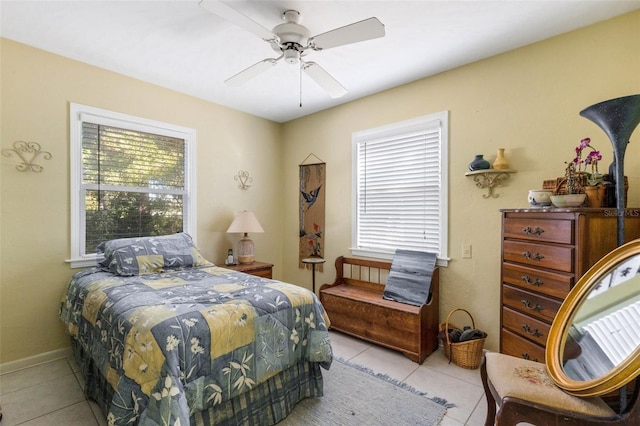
[320,256,439,364]
[500,208,640,362]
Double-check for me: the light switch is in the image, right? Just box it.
[463,243,472,259]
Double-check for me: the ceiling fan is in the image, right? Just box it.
[199,0,385,99]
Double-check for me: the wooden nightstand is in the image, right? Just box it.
[224,261,273,279]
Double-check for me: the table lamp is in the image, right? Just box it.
[226,210,264,264]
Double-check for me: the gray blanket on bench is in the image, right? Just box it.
[383,250,437,307]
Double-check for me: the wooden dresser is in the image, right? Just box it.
[500,208,640,362]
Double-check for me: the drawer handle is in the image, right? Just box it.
[522,251,545,261]
[521,353,540,362]
[521,299,542,312]
[522,324,543,337]
[523,226,545,236]
[522,275,543,286]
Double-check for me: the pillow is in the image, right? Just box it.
[97,233,213,276]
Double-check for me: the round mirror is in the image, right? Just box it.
[546,238,640,397]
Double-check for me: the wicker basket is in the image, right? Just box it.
[440,308,485,369]
[542,175,588,195]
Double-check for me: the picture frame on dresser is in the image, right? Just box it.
[499,208,640,362]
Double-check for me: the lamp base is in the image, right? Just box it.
[237,234,254,264]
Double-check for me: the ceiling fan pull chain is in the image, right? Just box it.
[299,64,303,108]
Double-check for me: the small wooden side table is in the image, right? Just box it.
[224,261,273,279]
[302,257,326,293]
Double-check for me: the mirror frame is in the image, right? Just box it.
[546,238,640,397]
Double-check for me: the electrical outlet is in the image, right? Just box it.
[462,244,472,259]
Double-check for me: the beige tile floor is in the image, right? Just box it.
[0,330,488,425]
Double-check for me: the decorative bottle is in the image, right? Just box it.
[492,148,509,170]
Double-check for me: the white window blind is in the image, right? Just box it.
[352,112,448,262]
[82,122,186,254]
[69,103,196,267]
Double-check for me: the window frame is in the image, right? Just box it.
[68,103,197,268]
[350,111,449,265]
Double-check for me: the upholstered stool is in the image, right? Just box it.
[481,352,620,425]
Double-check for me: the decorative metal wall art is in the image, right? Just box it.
[2,141,52,172]
[234,170,253,190]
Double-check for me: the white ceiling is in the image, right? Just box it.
[2,1,639,123]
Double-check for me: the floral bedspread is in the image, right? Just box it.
[59,266,332,425]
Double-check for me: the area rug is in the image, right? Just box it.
[279,359,453,425]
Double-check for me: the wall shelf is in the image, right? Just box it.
[465,169,516,198]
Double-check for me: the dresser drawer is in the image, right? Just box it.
[503,218,573,244]
[502,284,562,323]
[501,329,545,363]
[502,262,573,299]
[247,268,272,278]
[224,261,273,278]
[502,307,550,346]
[503,240,574,272]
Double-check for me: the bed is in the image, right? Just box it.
[59,233,333,425]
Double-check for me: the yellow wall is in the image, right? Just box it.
[0,38,283,363]
[1,11,639,364]
[280,11,640,352]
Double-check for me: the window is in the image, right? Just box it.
[351,112,448,264]
[69,103,196,267]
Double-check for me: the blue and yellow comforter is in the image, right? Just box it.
[59,266,332,425]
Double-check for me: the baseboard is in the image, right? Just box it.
[0,346,72,375]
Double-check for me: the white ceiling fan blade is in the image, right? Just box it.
[199,0,277,42]
[302,62,347,98]
[309,17,385,51]
[225,58,278,86]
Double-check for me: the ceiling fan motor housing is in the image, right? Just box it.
[273,10,310,64]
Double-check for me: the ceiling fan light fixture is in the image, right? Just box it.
[284,48,300,64]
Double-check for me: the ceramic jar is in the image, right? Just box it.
[468,155,491,171]
[528,190,553,207]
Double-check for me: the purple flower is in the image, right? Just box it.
[566,137,604,188]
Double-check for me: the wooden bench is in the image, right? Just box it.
[319,256,439,364]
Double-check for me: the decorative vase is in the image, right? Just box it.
[493,148,509,170]
[585,185,606,208]
[468,154,491,171]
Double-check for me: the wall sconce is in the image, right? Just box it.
[226,210,264,264]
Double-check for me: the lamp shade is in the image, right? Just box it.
[226,210,264,234]
[227,211,264,264]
